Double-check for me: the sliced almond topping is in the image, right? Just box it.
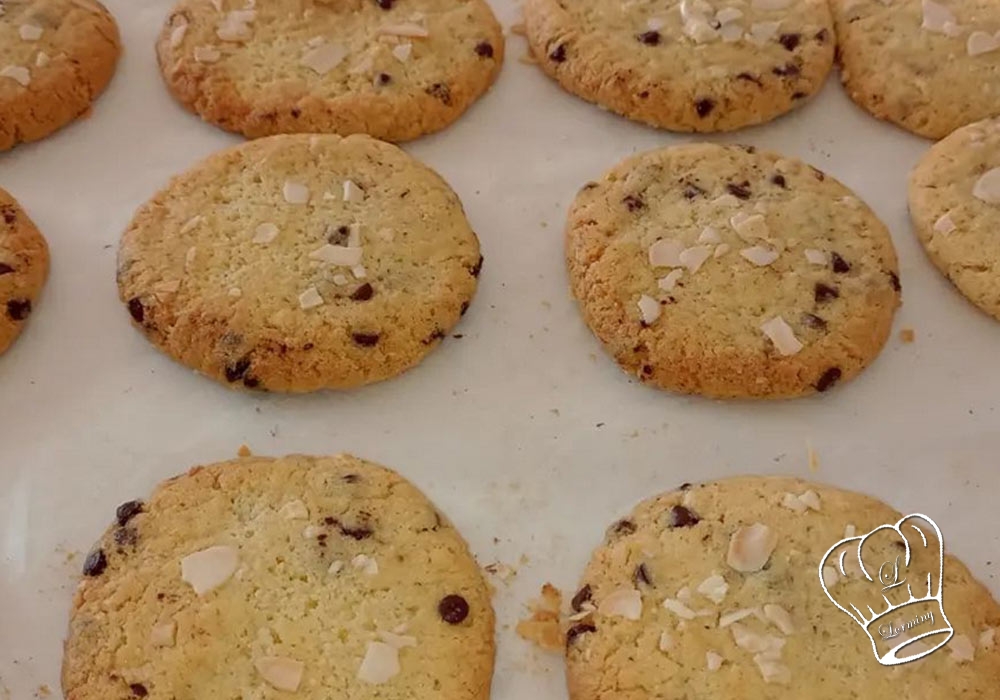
[662,597,697,620]
[676,586,692,603]
[0,65,30,87]
[180,545,239,595]
[698,226,721,244]
[715,8,743,24]
[378,23,429,38]
[803,248,827,265]
[684,17,719,43]
[254,656,304,692]
[934,213,956,234]
[798,490,820,511]
[719,22,743,42]
[973,168,1000,203]
[658,631,674,652]
[193,46,221,63]
[747,21,782,45]
[343,179,365,203]
[760,316,803,356]
[921,0,957,34]
[753,655,791,684]
[351,264,367,279]
[763,604,795,635]
[283,180,310,204]
[637,294,661,325]
[380,631,418,648]
[327,559,345,575]
[346,223,362,247]
[333,273,349,285]
[649,239,684,267]
[706,650,724,671]
[19,23,43,41]
[713,243,731,258]
[740,246,778,266]
[719,607,758,627]
[278,500,308,520]
[696,573,728,604]
[309,244,363,266]
[150,621,177,647]
[228,287,242,298]
[658,269,684,292]
[253,223,279,244]
[712,193,740,207]
[358,642,400,684]
[392,42,413,61]
[822,565,840,588]
[967,30,1000,56]
[726,523,777,572]
[844,524,856,538]
[980,627,996,650]
[180,215,203,234]
[298,286,324,310]
[35,52,50,67]
[216,9,255,41]
[301,41,348,75]
[170,23,189,48]
[950,634,975,663]
[780,492,807,513]
[731,623,786,655]
[647,17,665,31]
[679,245,712,273]
[598,588,642,620]
[352,553,379,575]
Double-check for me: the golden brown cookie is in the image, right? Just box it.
[565,143,901,399]
[156,0,504,141]
[63,454,496,700]
[0,0,121,150]
[117,133,482,393]
[0,188,49,355]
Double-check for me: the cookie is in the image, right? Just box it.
[63,453,495,700]
[156,0,503,142]
[523,0,834,132]
[832,0,1000,139]
[0,188,49,355]
[566,476,1000,700]
[565,143,900,399]
[909,117,1000,320]
[0,0,120,151]
[117,133,482,393]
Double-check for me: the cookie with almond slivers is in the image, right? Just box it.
[567,477,1000,700]
[565,143,900,399]
[117,133,482,393]
[63,454,496,700]
[524,0,834,132]
[0,188,49,355]
[156,0,503,141]
[909,116,1000,321]
[0,0,121,150]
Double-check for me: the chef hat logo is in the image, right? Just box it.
[818,514,953,666]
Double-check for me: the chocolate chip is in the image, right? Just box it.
[83,549,107,576]
[633,563,652,586]
[682,182,706,199]
[792,91,807,100]
[771,174,786,188]
[811,167,826,181]
[740,144,756,154]
[127,297,144,323]
[343,474,359,483]
[6,299,30,321]
[549,43,567,62]
[695,98,715,117]
[0,263,13,275]
[290,107,301,118]
[736,72,763,87]
[242,375,261,389]
[815,28,829,43]
[224,357,251,382]
[1,206,15,224]
[667,505,700,528]
[623,194,645,211]
[114,527,138,547]
[438,594,469,624]
[352,332,380,347]
[678,482,692,491]
[581,182,598,191]
[425,82,451,105]
[566,623,596,646]
[470,255,484,277]
[814,283,839,303]
[889,271,901,292]
[375,0,393,8]
[329,225,351,245]
[779,33,801,51]
[350,283,374,301]
[130,684,148,697]
[830,252,850,273]
[323,516,336,525]
[637,30,660,45]
[116,500,144,526]
[638,90,649,99]
[641,364,653,376]
[612,519,636,536]
[339,524,373,540]
[571,584,592,612]
[474,41,494,58]
[726,182,752,200]
[772,63,800,76]
[377,72,392,85]
[802,313,827,330]
[460,301,470,316]
[815,367,842,392]
[303,342,314,350]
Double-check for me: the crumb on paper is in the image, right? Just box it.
[237,444,252,457]
[807,442,819,473]
[518,51,537,65]
[35,686,51,698]
[516,583,564,652]
[484,561,517,583]
[900,328,915,343]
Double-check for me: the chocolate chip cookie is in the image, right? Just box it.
[566,143,900,399]
[524,0,834,132]
[63,454,495,700]
[0,0,120,150]
[117,133,482,393]
[0,188,49,355]
[567,477,1000,700]
[156,0,503,141]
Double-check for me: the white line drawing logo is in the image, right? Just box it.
[818,514,954,666]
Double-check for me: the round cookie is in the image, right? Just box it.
[832,0,1000,139]
[566,477,1000,700]
[156,0,503,142]
[63,453,496,700]
[565,143,900,399]
[523,0,834,132]
[0,0,120,151]
[909,117,1000,320]
[117,133,482,393]
[0,188,49,355]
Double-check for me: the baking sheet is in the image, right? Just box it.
[2,0,1000,697]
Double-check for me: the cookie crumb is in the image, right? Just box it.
[516,583,564,652]
[899,328,915,343]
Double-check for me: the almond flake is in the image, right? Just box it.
[647,17,665,31]
[712,194,740,207]
[980,627,996,650]
[598,588,642,620]
[352,554,379,575]
[754,655,791,684]
[278,500,308,520]
[216,9,255,41]
[333,273,349,285]
[731,213,769,241]
[804,248,827,265]
[713,243,731,258]
[921,0,957,34]
[658,631,674,652]
[934,213,956,234]
[741,246,779,266]
[253,223,279,244]
[380,631,417,648]
[343,179,364,202]
[747,21,781,45]
[378,23,429,38]
[706,651,724,671]
[662,597,697,620]
[347,224,362,247]
[228,287,242,298]
[283,180,310,204]
[780,492,807,513]
[254,656,304,692]
[727,523,777,572]
[799,490,820,511]
[658,269,684,292]
[351,264,367,279]
[844,524,857,538]
[696,573,728,604]
[193,46,221,63]
[327,559,345,575]
[973,168,1000,203]
[822,565,840,588]
[637,294,661,325]
[150,621,177,647]
[719,22,743,42]
[950,634,975,662]
[649,238,684,267]
[715,8,743,24]
[392,42,413,61]
[298,286,324,310]
[301,41,348,75]
[180,545,238,595]
[0,65,30,86]
[698,226,721,244]
[967,31,1000,56]
[19,23,43,41]
[676,586,692,603]
[684,17,718,43]
[309,244,363,266]
[731,623,786,655]
[180,215,203,234]
[760,316,802,356]
[719,607,758,627]
[358,642,400,684]
[35,52,50,67]
[763,604,795,635]
[170,23,188,48]
[679,245,712,273]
